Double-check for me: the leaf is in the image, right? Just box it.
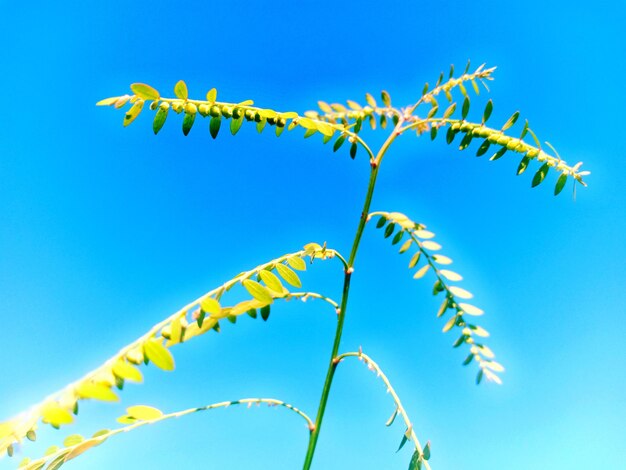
[517,155,531,175]
[422,241,441,250]
[490,147,507,161]
[408,450,422,470]
[41,402,74,426]
[385,408,398,427]
[333,135,346,152]
[275,263,302,288]
[502,111,520,131]
[243,279,274,304]
[443,103,456,119]
[437,298,448,317]
[381,90,391,107]
[63,434,84,447]
[458,303,483,315]
[396,432,409,452]
[126,405,163,421]
[408,251,421,269]
[96,96,119,106]
[461,96,470,119]
[476,369,484,384]
[484,361,505,372]
[170,318,183,343]
[123,100,144,127]
[182,112,195,136]
[318,101,332,113]
[449,286,473,299]
[423,441,431,460]
[286,256,306,271]
[112,360,143,383]
[442,315,457,333]
[230,116,244,135]
[206,88,217,102]
[476,139,490,157]
[260,305,271,321]
[153,106,169,134]
[440,269,462,281]
[384,223,395,238]
[482,99,493,123]
[365,92,377,108]
[532,162,550,187]
[210,116,221,139]
[143,339,175,371]
[433,255,452,265]
[46,452,70,470]
[130,83,160,101]
[64,439,101,461]
[459,133,473,150]
[446,126,456,144]
[430,126,437,140]
[376,216,387,228]
[174,80,188,100]
[350,142,357,159]
[76,383,118,402]
[201,296,221,317]
[398,239,413,254]
[554,173,568,195]
[413,264,430,279]
[259,270,285,294]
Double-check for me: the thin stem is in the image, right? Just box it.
[302,120,404,469]
[336,351,432,470]
[24,398,313,468]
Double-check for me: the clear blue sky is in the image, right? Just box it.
[1,1,624,469]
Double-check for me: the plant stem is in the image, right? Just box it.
[302,122,403,469]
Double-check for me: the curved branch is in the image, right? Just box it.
[336,351,432,470]
[18,398,313,470]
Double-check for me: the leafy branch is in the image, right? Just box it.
[0,243,344,457]
[369,211,504,385]
[336,350,432,470]
[17,398,313,470]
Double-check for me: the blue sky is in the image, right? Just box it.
[1,1,624,469]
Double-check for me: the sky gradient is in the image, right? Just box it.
[1,1,624,469]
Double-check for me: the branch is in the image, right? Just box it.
[0,243,344,456]
[336,351,432,470]
[16,398,313,469]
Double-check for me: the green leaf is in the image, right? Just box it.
[182,112,195,136]
[430,126,437,140]
[532,162,550,187]
[230,116,244,135]
[396,429,410,452]
[408,251,421,269]
[502,111,520,131]
[275,263,302,288]
[422,82,429,95]
[446,126,456,144]
[153,106,169,135]
[554,173,568,195]
[206,88,217,102]
[247,308,257,319]
[143,339,175,371]
[476,139,490,157]
[210,116,221,139]
[520,119,529,139]
[286,256,306,271]
[391,230,404,245]
[381,90,391,107]
[459,133,473,150]
[243,279,274,304]
[259,270,285,294]
[423,441,431,460]
[354,116,363,133]
[476,369,484,384]
[76,383,119,402]
[126,405,163,421]
[123,100,144,127]
[482,99,493,123]
[385,408,398,427]
[427,105,438,119]
[376,216,387,228]
[461,96,470,119]
[27,430,36,441]
[384,222,395,238]
[260,305,270,321]
[408,450,422,470]
[112,360,143,383]
[350,142,357,159]
[174,80,188,100]
[332,135,346,152]
[256,118,267,134]
[517,155,531,175]
[490,147,507,161]
[130,83,159,101]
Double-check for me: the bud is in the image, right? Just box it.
[209,105,221,117]
[276,117,286,127]
[172,102,184,113]
[245,109,255,121]
[254,112,262,122]
[232,107,243,119]
[184,103,197,115]
[267,116,276,125]
[149,101,158,111]
[198,103,209,116]
[159,102,170,111]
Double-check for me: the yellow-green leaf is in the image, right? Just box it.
[459,302,483,315]
[439,269,462,281]
[174,80,188,100]
[206,88,217,102]
[64,439,101,461]
[126,405,163,421]
[275,263,302,288]
[449,287,473,299]
[96,97,119,106]
[41,403,74,426]
[242,279,274,304]
[130,83,160,101]
[123,100,144,127]
[153,105,169,135]
[433,255,452,265]
[200,296,221,316]
[259,270,286,294]
[112,360,143,383]
[76,382,119,402]
[62,434,84,447]
[408,252,421,269]
[143,339,175,371]
[442,315,457,333]
[413,264,430,279]
[286,256,306,271]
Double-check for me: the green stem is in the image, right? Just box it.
[302,121,403,469]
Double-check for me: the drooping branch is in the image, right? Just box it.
[0,243,344,457]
